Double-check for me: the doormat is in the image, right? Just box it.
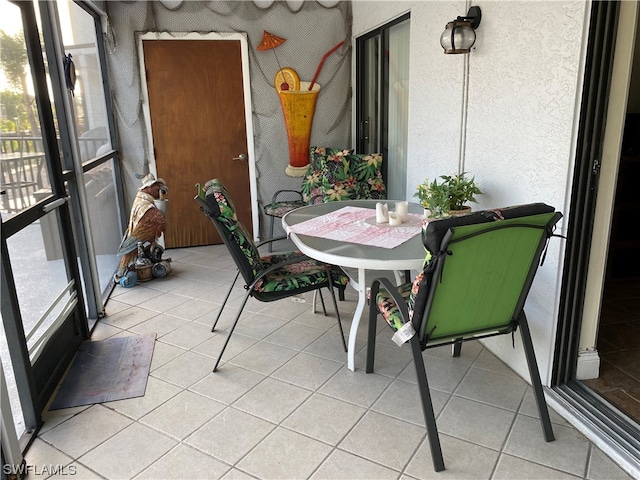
[49,333,156,410]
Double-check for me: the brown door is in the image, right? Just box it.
[142,39,251,247]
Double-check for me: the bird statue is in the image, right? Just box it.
[114,174,168,281]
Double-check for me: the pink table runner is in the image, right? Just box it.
[287,206,424,249]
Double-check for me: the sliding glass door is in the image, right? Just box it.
[356,13,409,200]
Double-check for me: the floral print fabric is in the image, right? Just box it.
[374,272,425,332]
[302,147,353,204]
[321,153,386,202]
[206,179,349,295]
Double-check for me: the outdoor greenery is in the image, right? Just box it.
[414,172,483,218]
[0,29,40,135]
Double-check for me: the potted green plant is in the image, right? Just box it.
[414,172,483,218]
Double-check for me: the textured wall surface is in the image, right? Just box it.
[104,0,352,238]
[352,0,587,384]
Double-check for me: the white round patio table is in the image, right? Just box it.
[282,199,427,371]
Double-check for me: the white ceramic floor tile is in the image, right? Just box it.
[185,407,275,465]
[293,309,350,332]
[101,306,157,330]
[472,348,522,378]
[112,287,164,306]
[22,438,74,479]
[159,321,213,350]
[129,312,189,337]
[493,453,581,479]
[340,411,425,471]
[105,375,181,419]
[263,321,326,351]
[151,350,215,388]
[436,396,516,451]
[271,352,342,390]
[371,379,450,426]
[193,331,258,361]
[28,248,627,480]
[228,341,298,375]
[304,331,359,364]
[311,449,399,479]
[319,368,392,408]
[164,297,220,320]
[397,354,471,394]
[137,292,190,313]
[283,392,366,445]
[587,447,634,480]
[79,423,176,478]
[189,364,265,405]
[454,366,527,411]
[89,321,123,341]
[232,377,310,423]
[135,444,230,479]
[40,405,132,459]
[236,427,332,479]
[404,435,499,479]
[503,415,591,477]
[140,389,225,439]
[355,341,412,378]
[48,462,102,479]
[149,341,188,372]
[233,312,290,340]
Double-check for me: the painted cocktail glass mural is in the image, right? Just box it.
[257,30,343,177]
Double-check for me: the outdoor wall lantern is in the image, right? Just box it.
[440,6,482,54]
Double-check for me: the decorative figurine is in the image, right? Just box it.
[114,174,170,283]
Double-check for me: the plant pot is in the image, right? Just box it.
[448,206,472,217]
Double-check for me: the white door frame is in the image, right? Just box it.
[136,31,259,238]
[577,1,638,379]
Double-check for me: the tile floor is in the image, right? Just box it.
[25,245,634,479]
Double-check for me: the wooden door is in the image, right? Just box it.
[142,39,251,247]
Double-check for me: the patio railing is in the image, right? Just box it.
[0,135,109,213]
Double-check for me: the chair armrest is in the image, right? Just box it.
[370,277,411,325]
[256,235,288,248]
[270,189,303,204]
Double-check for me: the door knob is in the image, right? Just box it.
[233,154,247,161]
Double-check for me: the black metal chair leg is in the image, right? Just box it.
[326,283,347,352]
[518,312,555,442]
[267,215,276,252]
[452,339,462,357]
[366,281,380,373]
[410,336,445,472]
[212,270,240,332]
[317,289,328,316]
[213,290,250,372]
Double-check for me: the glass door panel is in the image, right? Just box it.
[59,0,111,161]
[356,14,410,201]
[1,2,52,215]
[1,0,85,440]
[82,161,120,292]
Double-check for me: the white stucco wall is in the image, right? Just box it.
[352,1,588,384]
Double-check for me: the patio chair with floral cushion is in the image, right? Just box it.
[262,146,353,250]
[367,203,562,471]
[196,179,350,372]
[320,151,386,202]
